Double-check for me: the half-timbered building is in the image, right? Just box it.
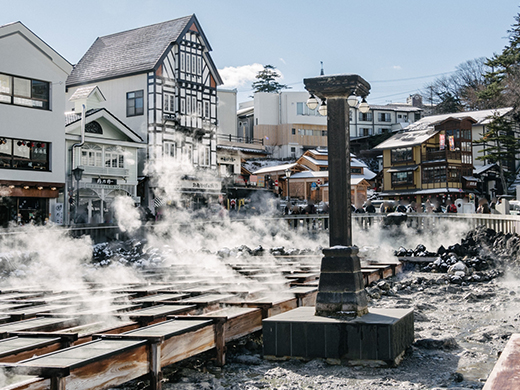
[65,15,223,211]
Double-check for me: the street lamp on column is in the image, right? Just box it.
[285,168,291,202]
[72,166,84,223]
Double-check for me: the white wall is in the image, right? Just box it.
[216,88,237,136]
[0,25,71,185]
[66,74,148,140]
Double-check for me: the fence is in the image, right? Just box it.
[282,213,520,235]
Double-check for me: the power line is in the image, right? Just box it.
[370,71,455,83]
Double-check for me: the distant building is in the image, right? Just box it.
[243,91,422,159]
[66,15,223,211]
[0,22,73,226]
[374,116,476,202]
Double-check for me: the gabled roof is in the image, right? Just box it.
[253,162,301,175]
[406,108,512,130]
[374,127,438,150]
[67,15,221,86]
[69,85,106,102]
[0,21,72,75]
[65,108,144,143]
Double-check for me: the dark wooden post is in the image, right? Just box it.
[304,75,371,318]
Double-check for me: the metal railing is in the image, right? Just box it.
[216,134,264,145]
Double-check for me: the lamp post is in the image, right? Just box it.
[285,168,291,203]
[72,166,84,223]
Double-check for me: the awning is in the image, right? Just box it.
[387,165,418,173]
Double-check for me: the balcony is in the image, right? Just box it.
[82,166,129,178]
[422,150,461,163]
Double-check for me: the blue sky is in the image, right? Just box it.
[3,0,519,105]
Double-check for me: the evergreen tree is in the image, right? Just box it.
[251,65,289,95]
[474,113,520,193]
[479,12,520,114]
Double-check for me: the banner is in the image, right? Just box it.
[448,135,455,151]
[439,134,445,150]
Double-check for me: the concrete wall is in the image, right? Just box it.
[0,24,71,185]
[216,88,237,136]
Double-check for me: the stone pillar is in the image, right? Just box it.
[304,75,370,318]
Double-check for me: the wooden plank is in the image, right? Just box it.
[176,294,235,305]
[483,333,520,390]
[0,318,77,333]
[131,293,188,305]
[0,377,50,390]
[0,337,62,363]
[160,324,216,367]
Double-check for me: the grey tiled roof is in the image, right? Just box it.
[67,15,193,86]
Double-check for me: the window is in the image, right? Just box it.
[180,99,186,114]
[186,96,191,114]
[422,166,446,183]
[197,57,202,75]
[105,146,125,168]
[204,101,210,118]
[197,102,202,117]
[359,112,373,121]
[391,147,413,163]
[352,167,362,174]
[298,129,305,135]
[81,144,102,167]
[164,142,176,158]
[180,52,185,72]
[321,130,328,137]
[378,112,391,122]
[164,93,175,113]
[186,53,191,73]
[0,73,50,110]
[192,97,197,115]
[292,128,296,135]
[360,128,372,137]
[127,90,144,117]
[391,171,414,185]
[199,146,210,166]
[192,56,197,75]
[415,113,421,121]
[296,102,319,116]
[291,147,296,153]
[0,138,50,171]
[184,144,193,162]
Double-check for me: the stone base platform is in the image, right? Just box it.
[263,306,414,366]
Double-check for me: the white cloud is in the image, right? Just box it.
[393,65,402,70]
[218,63,265,89]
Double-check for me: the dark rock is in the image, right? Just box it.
[414,337,459,350]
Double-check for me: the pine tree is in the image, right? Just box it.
[251,65,289,95]
[479,12,520,113]
[474,113,520,193]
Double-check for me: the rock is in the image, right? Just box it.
[414,337,459,350]
[448,261,469,276]
[377,280,391,291]
[366,286,382,299]
[233,354,263,365]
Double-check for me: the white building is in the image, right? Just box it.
[65,15,223,210]
[0,22,72,225]
[244,91,422,159]
[65,86,146,224]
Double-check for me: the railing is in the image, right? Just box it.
[82,166,129,177]
[1,213,519,243]
[216,134,264,145]
[282,213,520,235]
[422,150,461,162]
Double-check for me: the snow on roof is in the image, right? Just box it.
[407,107,513,130]
[374,127,438,150]
[302,155,328,166]
[253,162,299,175]
[290,171,329,179]
[474,163,498,175]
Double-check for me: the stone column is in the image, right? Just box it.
[304,75,370,318]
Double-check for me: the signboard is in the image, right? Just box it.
[250,175,258,186]
[439,134,445,150]
[257,176,265,187]
[311,182,317,191]
[92,178,117,185]
[54,203,63,225]
[448,135,455,151]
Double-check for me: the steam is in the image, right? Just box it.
[113,196,140,233]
